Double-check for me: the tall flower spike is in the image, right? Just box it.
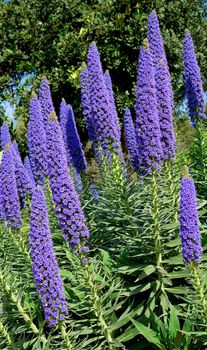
[148,10,174,110]
[59,99,72,164]
[46,111,89,253]
[66,104,87,173]
[1,123,11,149]
[183,30,206,126]
[27,92,47,185]
[135,39,163,173]
[104,70,121,141]
[87,42,120,156]
[0,170,5,221]
[1,144,22,229]
[80,66,96,142]
[39,77,54,128]
[30,186,68,327]
[11,145,33,206]
[124,108,139,172]
[24,156,36,188]
[12,141,21,159]
[180,166,203,264]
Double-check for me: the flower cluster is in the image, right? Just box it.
[1,123,11,149]
[0,170,5,221]
[27,92,48,185]
[66,104,87,173]
[24,156,36,188]
[13,141,21,159]
[39,77,54,128]
[59,98,72,164]
[180,170,203,264]
[80,66,96,142]
[1,144,22,229]
[148,11,175,161]
[135,40,163,173]
[29,186,68,327]
[124,108,139,172]
[87,42,119,156]
[183,30,206,126]
[46,111,89,253]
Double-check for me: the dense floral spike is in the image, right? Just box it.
[11,145,33,206]
[39,77,54,128]
[148,10,174,110]
[1,123,11,149]
[180,169,203,264]
[124,108,139,172]
[80,66,96,142]
[46,111,89,252]
[59,99,72,164]
[24,156,36,188]
[1,144,22,229]
[66,104,87,173]
[135,40,163,173]
[87,42,120,155]
[183,30,206,125]
[0,170,5,221]
[27,92,47,185]
[30,186,68,327]
[12,141,21,159]
[104,70,121,140]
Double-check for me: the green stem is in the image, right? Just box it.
[60,323,73,350]
[84,264,114,350]
[190,262,207,318]
[0,272,39,335]
[0,321,18,350]
[166,160,178,222]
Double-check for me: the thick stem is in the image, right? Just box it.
[166,160,178,222]
[0,321,18,350]
[84,265,114,350]
[0,272,39,335]
[60,323,73,350]
[190,262,207,318]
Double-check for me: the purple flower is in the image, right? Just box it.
[39,77,54,129]
[65,104,87,173]
[124,108,139,172]
[24,156,36,188]
[12,141,21,159]
[46,111,89,252]
[148,10,174,111]
[180,172,203,264]
[87,42,120,157]
[72,167,83,194]
[27,92,47,185]
[148,11,175,161]
[183,30,206,126]
[29,186,68,327]
[135,40,163,173]
[59,98,72,164]
[0,170,5,221]
[1,144,22,229]
[80,67,96,142]
[1,123,11,149]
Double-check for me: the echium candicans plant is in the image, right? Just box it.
[1,123,11,149]
[1,144,22,229]
[124,108,139,172]
[46,111,89,254]
[0,170,5,221]
[66,104,87,173]
[27,92,47,185]
[59,98,72,164]
[29,186,68,327]
[24,156,36,188]
[180,166,207,316]
[183,30,206,126]
[148,10,174,111]
[148,11,175,161]
[39,77,54,129]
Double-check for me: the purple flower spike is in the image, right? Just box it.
[1,144,22,229]
[148,10,174,111]
[24,156,36,188]
[12,141,21,159]
[87,42,120,156]
[104,70,121,141]
[27,92,47,185]
[124,108,139,172]
[46,111,90,252]
[183,30,206,126]
[66,104,87,173]
[11,145,33,206]
[180,168,203,264]
[59,98,72,164]
[80,66,96,142]
[1,123,11,149]
[135,39,163,173]
[0,170,5,221]
[30,186,68,327]
[39,77,54,128]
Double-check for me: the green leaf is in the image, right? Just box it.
[168,305,180,339]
